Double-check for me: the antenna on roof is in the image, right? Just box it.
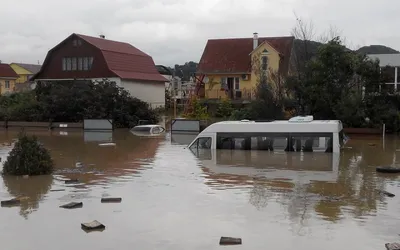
[99,34,105,39]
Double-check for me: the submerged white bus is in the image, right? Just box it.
[188,116,346,153]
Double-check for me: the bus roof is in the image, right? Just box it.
[200,119,343,134]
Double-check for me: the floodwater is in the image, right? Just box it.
[0,129,399,250]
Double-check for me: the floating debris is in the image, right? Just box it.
[1,198,20,207]
[22,175,29,179]
[50,189,66,192]
[101,197,122,203]
[376,166,400,174]
[75,162,84,168]
[377,189,395,197]
[81,220,105,231]
[368,143,376,146]
[219,237,242,245]
[65,179,79,184]
[385,243,400,250]
[59,202,83,209]
[98,143,116,147]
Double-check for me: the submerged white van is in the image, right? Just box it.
[188,116,346,153]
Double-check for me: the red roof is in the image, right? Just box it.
[197,36,294,75]
[76,34,166,82]
[0,64,18,78]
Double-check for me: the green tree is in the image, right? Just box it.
[215,99,234,118]
[2,133,54,176]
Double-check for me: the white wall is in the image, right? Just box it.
[119,79,165,108]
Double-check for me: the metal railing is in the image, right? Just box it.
[205,88,254,100]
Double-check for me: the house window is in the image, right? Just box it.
[88,57,94,70]
[71,57,77,71]
[234,77,240,90]
[5,81,10,89]
[62,56,93,71]
[66,58,72,71]
[83,57,89,70]
[261,56,268,71]
[72,39,82,47]
[62,58,67,71]
[78,57,83,70]
[220,77,227,90]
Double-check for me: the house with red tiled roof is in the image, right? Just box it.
[0,64,19,95]
[31,34,167,108]
[196,33,295,101]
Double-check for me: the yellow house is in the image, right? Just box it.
[0,64,18,95]
[10,63,42,84]
[196,33,294,101]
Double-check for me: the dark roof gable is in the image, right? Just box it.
[32,33,166,82]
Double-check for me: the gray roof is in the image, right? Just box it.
[367,54,400,67]
[12,63,42,74]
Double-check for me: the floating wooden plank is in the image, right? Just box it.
[50,189,66,192]
[101,197,122,203]
[377,189,395,197]
[385,243,400,250]
[81,220,105,231]
[59,202,83,209]
[219,237,242,245]
[65,179,79,184]
[1,198,20,207]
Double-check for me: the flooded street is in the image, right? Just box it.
[0,129,400,249]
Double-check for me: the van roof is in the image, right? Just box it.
[200,119,343,134]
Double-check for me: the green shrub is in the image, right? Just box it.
[2,133,54,176]
[215,99,234,118]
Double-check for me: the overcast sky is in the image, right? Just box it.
[0,0,398,67]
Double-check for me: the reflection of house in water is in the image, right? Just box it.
[195,150,340,184]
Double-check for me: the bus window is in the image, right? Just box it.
[189,137,212,150]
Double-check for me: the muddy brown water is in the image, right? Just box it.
[0,130,399,250]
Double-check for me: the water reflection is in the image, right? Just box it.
[192,137,399,225]
[2,175,53,219]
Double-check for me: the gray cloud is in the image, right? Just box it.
[0,0,399,66]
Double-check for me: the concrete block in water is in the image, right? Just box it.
[65,179,79,184]
[219,237,242,245]
[101,197,122,203]
[81,220,105,231]
[1,198,20,207]
[386,243,400,250]
[59,202,83,209]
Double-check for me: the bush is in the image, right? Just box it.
[0,79,159,128]
[215,99,234,118]
[2,133,54,176]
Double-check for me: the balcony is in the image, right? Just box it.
[204,88,254,102]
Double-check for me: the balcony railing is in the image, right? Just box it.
[205,88,254,101]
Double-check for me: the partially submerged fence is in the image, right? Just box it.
[0,119,113,130]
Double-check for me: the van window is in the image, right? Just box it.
[189,137,212,150]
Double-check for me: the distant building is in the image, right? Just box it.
[368,53,400,91]
[31,33,167,108]
[196,33,294,102]
[0,64,18,95]
[10,63,41,83]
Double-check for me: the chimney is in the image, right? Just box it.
[99,34,105,39]
[253,32,258,50]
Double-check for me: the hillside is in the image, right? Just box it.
[356,45,399,55]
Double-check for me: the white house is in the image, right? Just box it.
[31,33,167,108]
